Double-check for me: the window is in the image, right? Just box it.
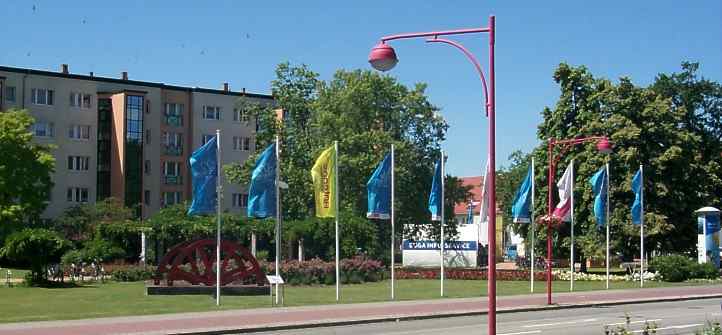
[165,103,184,116]
[5,86,16,102]
[233,108,249,122]
[33,122,54,137]
[66,187,89,203]
[202,134,215,145]
[164,161,180,176]
[163,132,182,147]
[233,136,251,151]
[67,156,90,171]
[144,160,151,174]
[163,191,183,207]
[70,92,92,109]
[145,129,151,144]
[202,105,221,120]
[144,190,151,206]
[31,88,54,105]
[232,193,248,208]
[68,125,91,140]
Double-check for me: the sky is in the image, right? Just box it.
[1,1,720,177]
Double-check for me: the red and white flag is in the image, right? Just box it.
[552,163,573,222]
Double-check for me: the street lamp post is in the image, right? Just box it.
[545,136,612,305]
[368,15,497,335]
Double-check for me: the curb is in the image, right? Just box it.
[173,293,722,335]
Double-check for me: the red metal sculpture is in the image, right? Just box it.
[154,239,267,287]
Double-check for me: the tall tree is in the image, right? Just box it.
[0,109,55,242]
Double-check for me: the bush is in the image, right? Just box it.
[690,262,720,280]
[108,265,155,282]
[0,228,70,285]
[261,256,383,286]
[649,254,720,282]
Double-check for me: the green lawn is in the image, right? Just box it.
[0,268,29,280]
[0,279,712,323]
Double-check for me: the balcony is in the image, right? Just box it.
[164,145,183,156]
[164,115,183,127]
[164,175,183,185]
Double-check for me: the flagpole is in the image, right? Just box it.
[605,161,610,290]
[215,129,222,306]
[440,150,445,297]
[335,141,340,302]
[390,144,395,300]
[530,157,535,293]
[640,165,644,288]
[570,159,575,291]
[275,135,281,305]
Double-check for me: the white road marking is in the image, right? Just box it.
[522,318,597,328]
[498,331,542,335]
[631,323,703,333]
[605,319,662,326]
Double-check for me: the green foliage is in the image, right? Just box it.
[604,313,657,335]
[261,256,383,286]
[108,265,155,282]
[530,62,721,261]
[695,321,722,335]
[0,109,55,241]
[224,63,463,262]
[649,254,719,282]
[0,228,70,284]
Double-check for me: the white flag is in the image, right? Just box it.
[552,163,573,222]
[479,158,491,224]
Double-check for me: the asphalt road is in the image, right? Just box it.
[246,298,722,335]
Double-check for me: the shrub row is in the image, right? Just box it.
[106,265,156,282]
[261,256,384,285]
[649,255,720,282]
[396,267,547,281]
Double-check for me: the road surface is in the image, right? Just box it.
[246,298,722,335]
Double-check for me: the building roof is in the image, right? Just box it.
[454,176,484,215]
[0,65,273,99]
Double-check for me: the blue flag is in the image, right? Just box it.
[247,143,277,218]
[589,166,608,227]
[428,159,442,221]
[466,202,475,225]
[188,136,218,215]
[367,153,391,219]
[631,169,642,225]
[511,165,533,223]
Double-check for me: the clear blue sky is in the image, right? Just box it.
[2,1,720,176]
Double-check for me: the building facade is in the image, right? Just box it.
[0,64,272,219]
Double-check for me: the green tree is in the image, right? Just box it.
[1,228,70,284]
[0,109,55,240]
[225,63,451,263]
[533,62,718,263]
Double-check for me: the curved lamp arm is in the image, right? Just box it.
[426,37,490,117]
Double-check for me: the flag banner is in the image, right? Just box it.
[367,153,392,219]
[428,159,442,221]
[590,166,608,226]
[631,169,642,225]
[552,163,573,222]
[247,143,277,218]
[188,136,217,215]
[480,159,491,223]
[311,145,336,218]
[511,165,533,223]
[466,201,477,225]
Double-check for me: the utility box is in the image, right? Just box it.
[696,207,721,269]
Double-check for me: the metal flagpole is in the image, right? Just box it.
[275,135,281,305]
[440,150,445,297]
[640,165,644,288]
[390,144,396,300]
[570,159,575,291]
[215,129,222,306]
[530,157,535,293]
[335,141,340,301]
[605,161,610,290]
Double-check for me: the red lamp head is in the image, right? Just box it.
[368,42,398,72]
[596,138,613,154]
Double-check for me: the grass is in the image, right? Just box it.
[0,268,29,280]
[0,279,713,323]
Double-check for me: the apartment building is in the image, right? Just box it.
[0,64,272,219]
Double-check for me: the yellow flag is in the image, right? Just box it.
[311,145,336,218]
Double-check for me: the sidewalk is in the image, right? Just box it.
[0,285,720,335]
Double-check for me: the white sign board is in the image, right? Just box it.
[402,223,479,268]
[266,275,284,285]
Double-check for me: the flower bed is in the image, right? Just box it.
[397,267,547,281]
[260,256,384,285]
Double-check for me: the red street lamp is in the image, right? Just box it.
[545,136,612,305]
[369,15,498,335]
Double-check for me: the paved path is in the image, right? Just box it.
[0,285,720,335]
